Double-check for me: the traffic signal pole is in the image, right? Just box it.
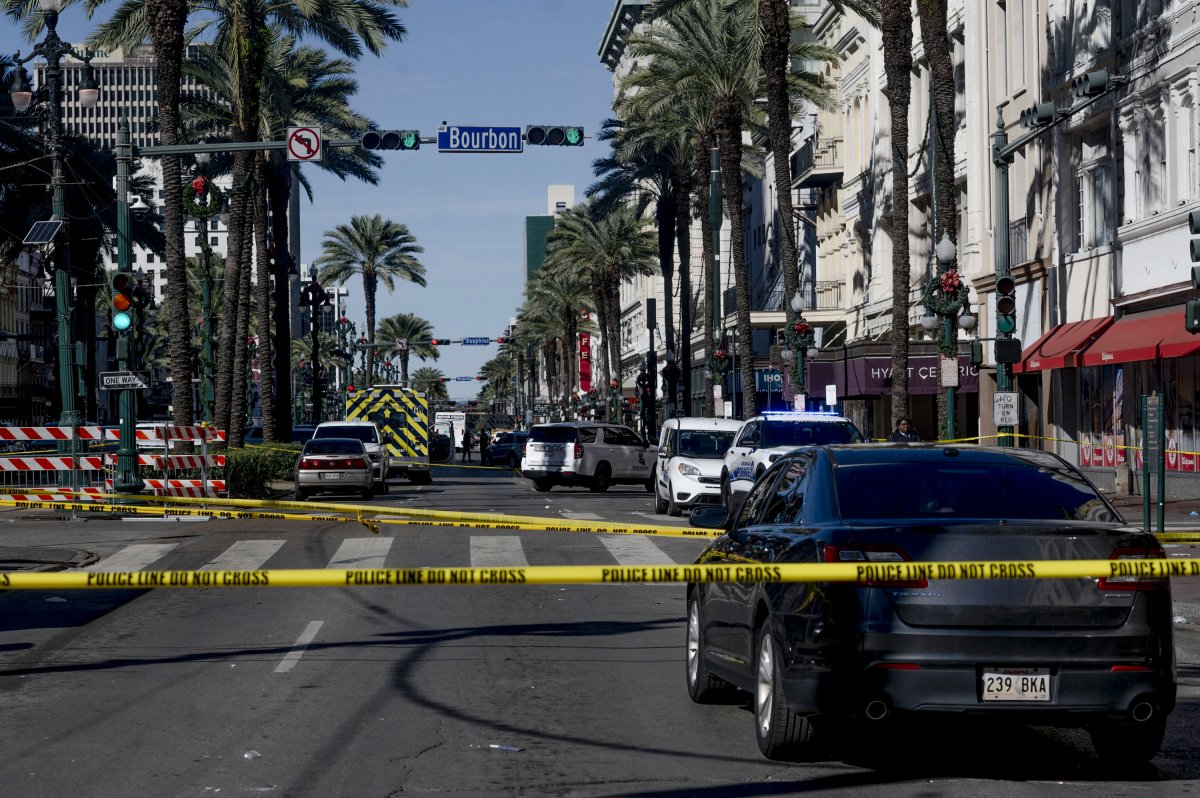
[113,118,143,492]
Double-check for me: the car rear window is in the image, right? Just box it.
[530,427,578,443]
[314,425,378,443]
[834,461,1116,522]
[763,420,862,447]
[678,430,736,458]
[305,439,364,455]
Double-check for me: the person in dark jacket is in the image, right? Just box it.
[461,429,473,462]
[887,417,920,443]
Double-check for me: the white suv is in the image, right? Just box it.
[654,417,743,516]
[720,412,864,508]
[313,421,391,492]
[521,422,655,493]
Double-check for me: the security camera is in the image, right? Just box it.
[129,195,150,222]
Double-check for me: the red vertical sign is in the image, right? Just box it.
[579,332,592,392]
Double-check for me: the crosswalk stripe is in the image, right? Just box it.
[82,543,178,573]
[599,534,676,565]
[327,537,393,569]
[470,536,529,567]
[200,540,285,572]
[562,512,603,520]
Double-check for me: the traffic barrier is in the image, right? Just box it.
[0,426,111,497]
[103,479,227,498]
[103,454,226,469]
[0,456,106,471]
[2,557,1200,590]
[0,425,107,443]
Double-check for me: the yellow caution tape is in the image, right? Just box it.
[2,558,1199,590]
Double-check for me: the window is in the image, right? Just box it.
[758,458,810,526]
[605,426,642,447]
[738,421,762,448]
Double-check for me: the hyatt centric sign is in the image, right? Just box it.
[437,125,523,153]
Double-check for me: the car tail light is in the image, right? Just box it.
[345,457,368,469]
[299,457,367,469]
[1097,547,1168,591]
[823,544,928,588]
[573,442,583,460]
[299,457,322,470]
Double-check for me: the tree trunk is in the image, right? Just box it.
[883,0,914,433]
[400,351,409,383]
[655,193,677,388]
[917,0,959,438]
[268,166,292,442]
[761,0,801,323]
[215,155,248,437]
[364,273,377,386]
[229,215,254,445]
[694,136,716,418]
[605,275,623,402]
[253,153,274,443]
[675,158,693,416]
[714,100,756,419]
[148,0,193,427]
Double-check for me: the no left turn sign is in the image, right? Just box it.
[287,127,322,162]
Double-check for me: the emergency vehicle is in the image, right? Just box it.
[345,385,432,484]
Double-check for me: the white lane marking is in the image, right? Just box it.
[599,534,676,565]
[561,512,603,520]
[275,620,324,674]
[470,536,529,567]
[200,540,285,571]
[328,537,393,569]
[79,543,178,572]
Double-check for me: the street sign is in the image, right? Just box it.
[993,391,1019,427]
[437,124,523,154]
[454,376,473,382]
[287,127,322,162]
[100,371,148,390]
[462,337,490,346]
[395,338,408,351]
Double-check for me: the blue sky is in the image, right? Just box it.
[3,0,619,399]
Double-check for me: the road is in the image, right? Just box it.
[2,473,1200,796]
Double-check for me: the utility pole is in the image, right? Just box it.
[112,118,142,493]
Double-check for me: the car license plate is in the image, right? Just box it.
[981,668,1050,701]
[320,472,343,480]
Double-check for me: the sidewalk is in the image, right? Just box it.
[1106,493,1200,528]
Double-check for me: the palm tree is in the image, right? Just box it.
[316,215,426,386]
[527,265,593,402]
[626,0,766,418]
[181,30,384,443]
[377,312,438,385]
[544,201,657,402]
[411,366,448,401]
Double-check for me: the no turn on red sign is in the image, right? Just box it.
[287,127,322,162]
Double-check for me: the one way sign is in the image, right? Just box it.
[100,371,148,390]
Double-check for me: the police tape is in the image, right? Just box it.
[0,495,719,538]
[2,557,1198,590]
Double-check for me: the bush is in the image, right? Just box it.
[215,444,302,499]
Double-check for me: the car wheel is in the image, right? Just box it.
[686,594,733,703]
[720,473,732,512]
[755,622,814,759]
[294,488,308,501]
[654,481,668,514]
[644,474,655,493]
[590,464,612,493]
[376,479,389,495]
[361,486,374,500]
[1089,715,1167,763]
[667,485,683,517]
[533,479,553,493]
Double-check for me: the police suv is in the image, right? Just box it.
[720,411,865,509]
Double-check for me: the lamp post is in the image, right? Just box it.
[921,233,976,440]
[9,0,99,436]
[302,265,328,422]
[779,291,817,412]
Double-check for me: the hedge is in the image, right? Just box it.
[214,444,303,499]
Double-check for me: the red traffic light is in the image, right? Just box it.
[347,384,356,393]
[495,336,507,344]
[430,338,441,346]
[439,377,447,382]
[475,375,485,381]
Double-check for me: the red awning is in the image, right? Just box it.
[1014,317,1113,373]
[1079,307,1197,366]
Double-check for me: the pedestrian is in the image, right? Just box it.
[887,417,920,443]
[478,429,491,464]
[462,429,473,462]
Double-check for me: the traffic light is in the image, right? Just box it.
[495,336,508,344]
[360,130,420,150]
[970,339,984,367]
[475,375,485,381]
[525,125,584,146]
[347,384,356,394]
[1187,300,1200,335]
[430,338,443,346]
[1072,68,1113,98]
[1019,101,1056,128]
[995,275,1017,335]
[111,271,134,332]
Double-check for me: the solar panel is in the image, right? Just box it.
[23,220,62,245]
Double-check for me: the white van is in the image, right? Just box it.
[654,417,744,516]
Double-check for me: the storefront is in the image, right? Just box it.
[1016,306,1200,498]
[808,342,980,441]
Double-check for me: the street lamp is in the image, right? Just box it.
[779,290,817,412]
[10,0,100,437]
[922,232,976,440]
[302,265,328,422]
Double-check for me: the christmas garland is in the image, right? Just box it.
[707,347,731,378]
[923,268,970,317]
[183,175,224,219]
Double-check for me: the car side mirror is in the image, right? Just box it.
[689,505,728,529]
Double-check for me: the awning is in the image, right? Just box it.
[1079,306,1198,367]
[1014,317,1113,373]
[807,354,979,398]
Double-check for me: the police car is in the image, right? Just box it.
[720,411,865,509]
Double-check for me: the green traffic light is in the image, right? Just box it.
[113,311,132,331]
[565,127,582,145]
[401,131,417,149]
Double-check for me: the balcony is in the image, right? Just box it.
[722,280,844,316]
[790,136,843,189]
